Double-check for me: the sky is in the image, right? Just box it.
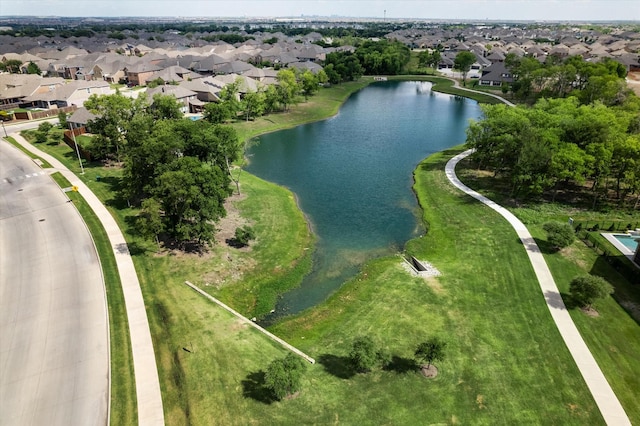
[0,0,638,22]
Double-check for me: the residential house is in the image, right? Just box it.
[146,85,199,113]
[145,65,202,84]
[22,80,113,109]
[0,74,65,107]
[126,61,162,86]
[179,77,224,103]
[67,106,97,131]
[479,62,514,87]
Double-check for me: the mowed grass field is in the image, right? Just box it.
[18,79,639,423]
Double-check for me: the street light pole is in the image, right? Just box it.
[69,123,84,174]
[1,120,6,138]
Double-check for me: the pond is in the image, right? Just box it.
[245,81,482,322]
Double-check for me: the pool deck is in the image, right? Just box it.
[601,233,640,265]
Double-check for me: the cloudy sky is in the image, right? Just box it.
[1,0,638,21]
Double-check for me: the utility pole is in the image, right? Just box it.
[69,123,84,174]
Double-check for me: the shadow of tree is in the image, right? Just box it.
[241,371,276,404]
[383,355,418,374]
[543,290,572,311]
[317,354,355,379]
[100,176,129,210]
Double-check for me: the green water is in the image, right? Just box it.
[246,81,482,320]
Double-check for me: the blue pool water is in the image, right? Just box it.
[614,234,639,251]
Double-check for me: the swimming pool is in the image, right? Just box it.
[614,234,639,251]
[602,233,639,259]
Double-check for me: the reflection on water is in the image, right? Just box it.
[246,81,482,323]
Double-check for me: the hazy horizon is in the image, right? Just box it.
[1,1,639,22]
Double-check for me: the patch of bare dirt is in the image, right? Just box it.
[215,192,251,246]
[476,394,487,409]
[420,364,439,378]
[581,306,600,317]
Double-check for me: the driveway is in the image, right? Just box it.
[0,140,108,425]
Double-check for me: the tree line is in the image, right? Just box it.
[82,92,239,248]
[505,54,630,105]
[466,95,640,208]
[323,39,411,83]
[81,65,334,248]
[203,68,327,124]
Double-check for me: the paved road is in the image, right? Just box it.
[0,140,109,425]
[446,149,631,426]
[11,133,165,425]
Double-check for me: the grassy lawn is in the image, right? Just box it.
[455,158,640,423]
[265,148,605,424]
[232,78,374,143]
[48,172,137,426]
[19,79,637,424]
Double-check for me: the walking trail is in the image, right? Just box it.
[446,149,630,426]
[11,132,165,426]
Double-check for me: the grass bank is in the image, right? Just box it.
[456,159,640,422]
[265,148,604,424]
[48,172,137,426]
[388,75,505,104]
[232,78,374,143]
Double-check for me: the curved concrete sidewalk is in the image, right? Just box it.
[10,133,165,426]
[446,149,630,426]
[449,78,516,106]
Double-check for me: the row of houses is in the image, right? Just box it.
[1,25,638,110]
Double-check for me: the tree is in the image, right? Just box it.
[569,275,614,309]
[204,102,233,124]
[57,110,68,129]
[0,59,22,73]
[85,92,148,161]
[276,69,300,112]
[264,353,307,400]
[34,121,53,143]
[415,337,446,368]
[26,61,41,75]
[300,70,319,101]
[138,198,164,249]
[349,336,389,373]
[219,78,242,119]
[151,156,231,246]
[149,94,183,120]
[241,90,265,121]
[542,221,575,250]
[453,51,476,86]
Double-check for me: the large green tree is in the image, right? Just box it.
[453,51,476,86]
[348,336,389,373]
[276,69,300,111]
[151,156,231,246]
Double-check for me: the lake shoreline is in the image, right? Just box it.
[240,77,484,320]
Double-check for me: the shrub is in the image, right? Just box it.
[234,225,256,247]
[349,336,389,373]
[542,221,575,250]
[570,274,614,309]
[264,353,307,400]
